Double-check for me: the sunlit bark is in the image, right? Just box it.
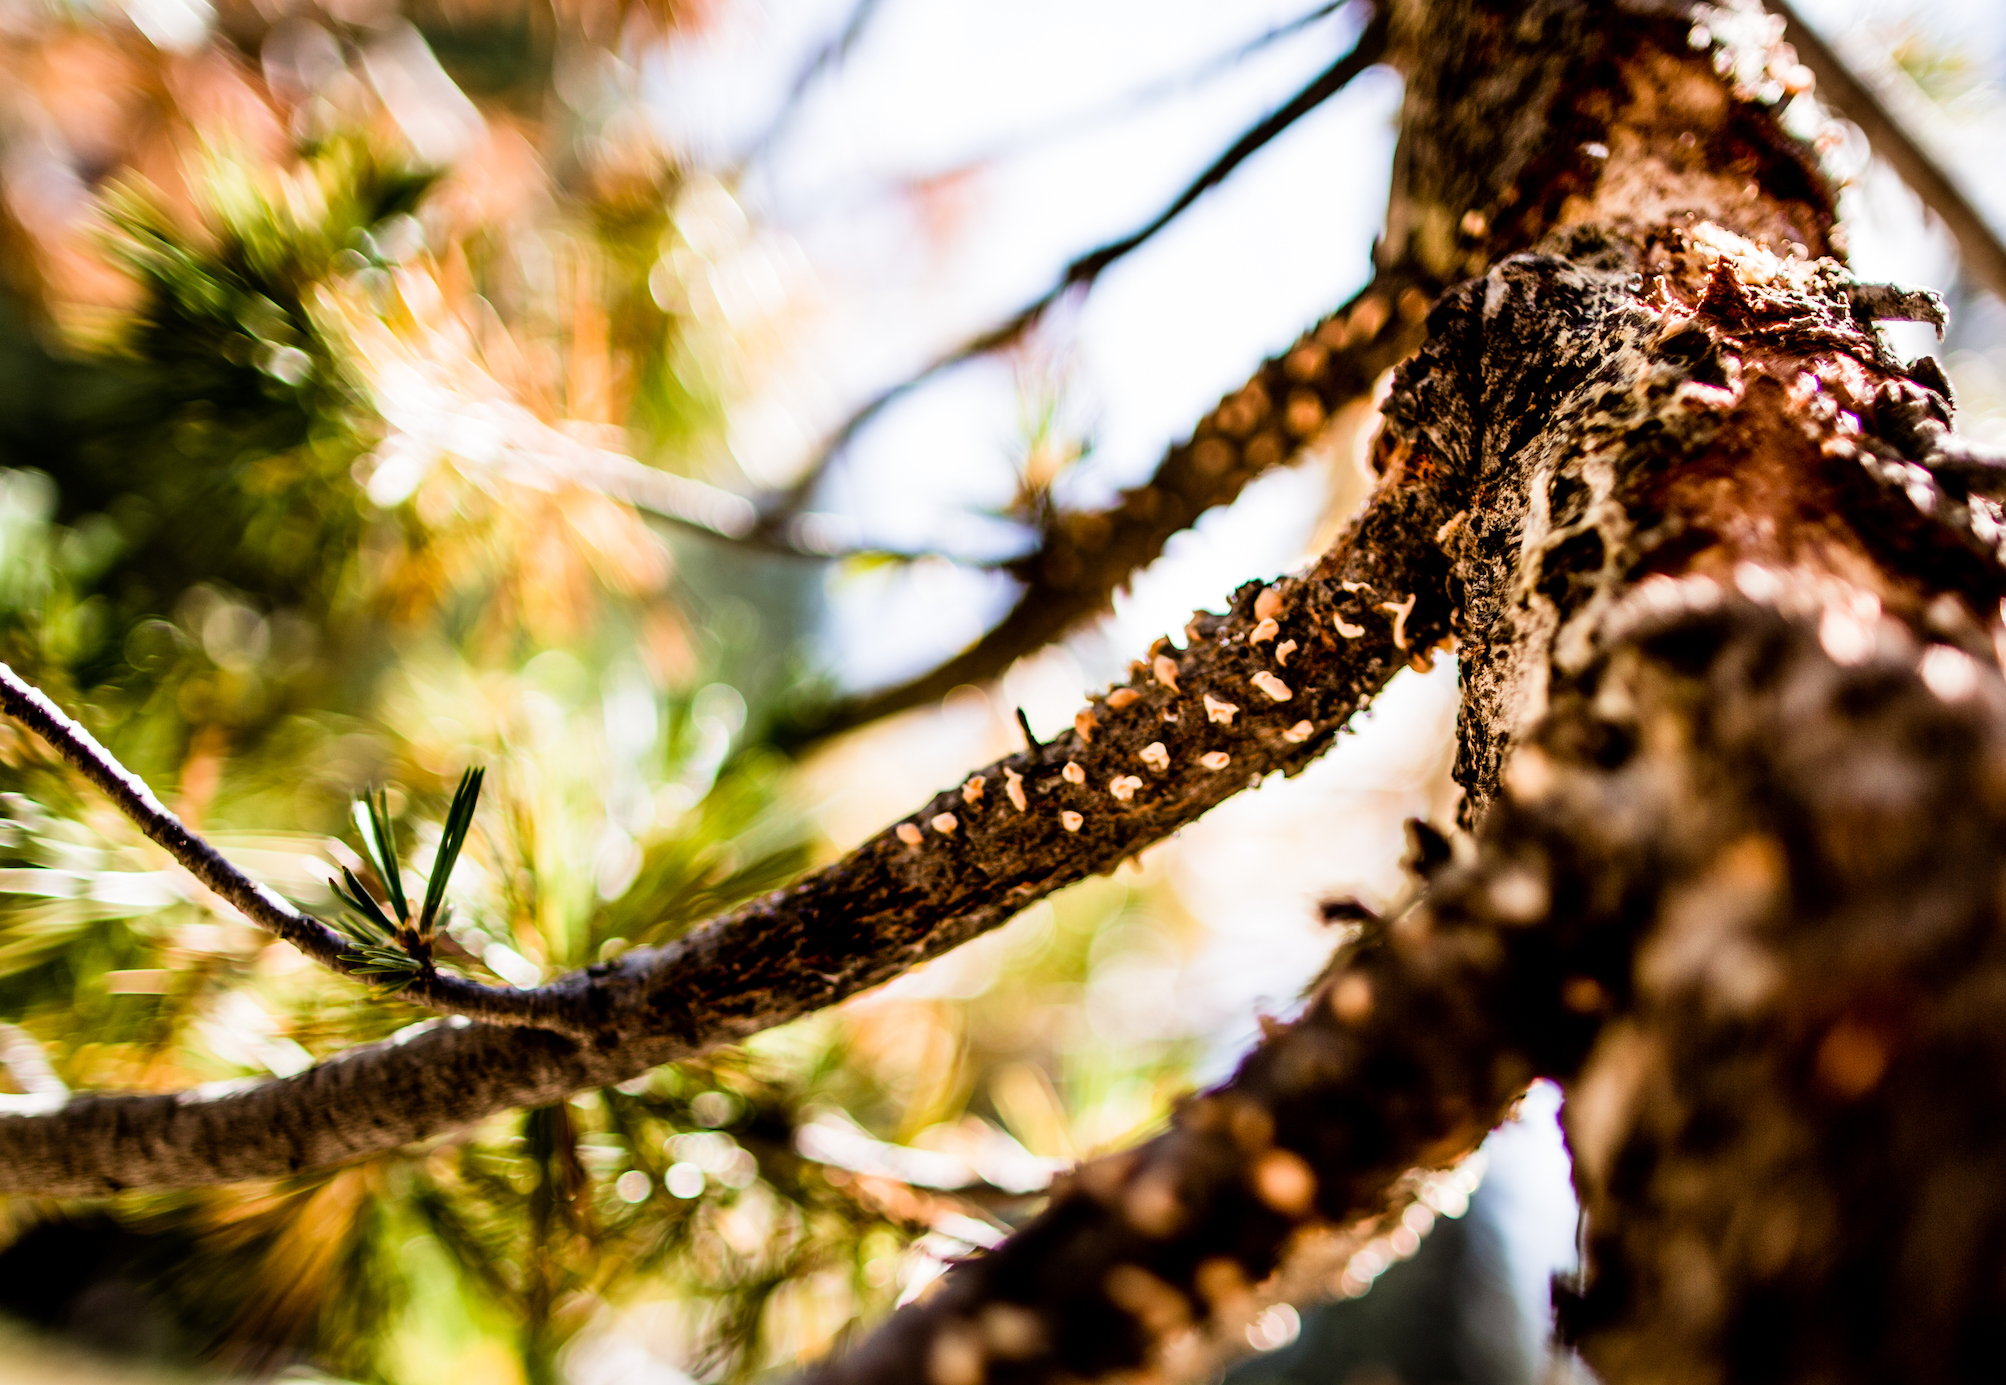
[805,3,2006,1381]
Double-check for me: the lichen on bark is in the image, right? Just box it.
[9,6,2006,1384]
[797,3,2006,1382]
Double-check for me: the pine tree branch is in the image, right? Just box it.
[778,265,1434,744]
[0,666,597,1036]
[1772,0,2006,304]
[0,451,1459,1195]
[796,803,1593,1385]
[798,570,2006,1384]
[757,3,1393,533]
[788,9,2006,1380]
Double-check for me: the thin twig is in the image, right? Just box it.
[735,0,890,170]
[346,327,948,563]
[0,665,596,1036]
[1773,0,2006,304]
[532,441,958,562]
[454,409,957,562]
[922,0,1357,182]
[757,2,1392,533]
[764,1,1361,219]
[777,263,1433,744]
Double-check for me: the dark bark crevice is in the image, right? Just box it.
[795,7,2006,1381]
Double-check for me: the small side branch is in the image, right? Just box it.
[476,421,949,562]
[784,267,1433,742]
[798,737,1616,1383]
[0,666,593,1036]
[762,4,1393,529]
[0,453,1459,1195]
[1774,0,2006,304]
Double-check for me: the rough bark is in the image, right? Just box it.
[1402,189,2006,1385]
[1546,599,2006,1384]
[798,3,2006,1382]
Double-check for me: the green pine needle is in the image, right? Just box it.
[329,770,483,978]
[333,866,398,944]
[419,767,484,939]
[338,945,424,992]
[340,945,424,974]
[356,787,411,925]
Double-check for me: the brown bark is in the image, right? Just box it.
[12,6,2006,1384]
[798,3,2006,1382]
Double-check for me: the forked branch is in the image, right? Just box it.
[783,266,1433,742]
[760,2,1392,531]
[0,666,598,1036]
[0,448,1459,1195]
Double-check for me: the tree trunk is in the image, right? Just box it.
[807,3,2006,1381]
[3,3,1998,1380]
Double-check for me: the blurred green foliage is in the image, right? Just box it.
[0,4,1211,1379]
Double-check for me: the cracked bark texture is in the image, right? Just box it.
[12,4,2006,1383]
[797,2,2006,1382]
